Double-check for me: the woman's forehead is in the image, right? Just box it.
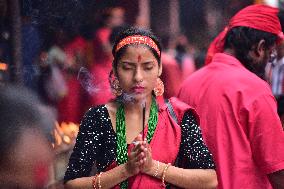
[121,45,155,57]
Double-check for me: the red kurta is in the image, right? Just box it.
[178,53,284,189]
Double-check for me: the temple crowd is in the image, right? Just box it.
[1,1,284,189]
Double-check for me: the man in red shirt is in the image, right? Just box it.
[178,4,284,189]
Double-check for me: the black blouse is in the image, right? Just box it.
[64,105,215,182]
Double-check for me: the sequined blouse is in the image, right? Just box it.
[64,105,215,182]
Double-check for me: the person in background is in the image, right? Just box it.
[42,23,88,124]
[171,34,196,78]
[20,0,42,91]
[0,84,54,188]
[194,49,206,70]
[64,27,217,189]
[161,34,196,99]
[265,11,284,98]
[178,4,284,189]
[89,7,126,107]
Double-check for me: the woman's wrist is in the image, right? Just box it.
[122,163,135,178]
[144,160,158,176]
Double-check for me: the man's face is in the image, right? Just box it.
[248,43,277,79]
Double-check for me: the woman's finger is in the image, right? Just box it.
[135,134,143,142]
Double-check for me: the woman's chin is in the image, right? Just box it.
[120,92,149,103]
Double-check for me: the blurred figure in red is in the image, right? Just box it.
[41,23,88,124]
[0,84,54,188]
[161,34,196,98]
[89,7,125,106]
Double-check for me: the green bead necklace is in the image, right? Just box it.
[116,96,158,189]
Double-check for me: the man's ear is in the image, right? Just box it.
[255,39,266,56]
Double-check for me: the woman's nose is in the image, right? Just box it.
[134,68,143,82]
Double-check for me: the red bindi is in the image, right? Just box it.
[138,55,142,62]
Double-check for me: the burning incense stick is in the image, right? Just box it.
[142,102,146,141]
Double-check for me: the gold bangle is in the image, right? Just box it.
[161,163,171,187]
[97,172,103,189]
[92,174,99,189]
[153,161,160,177]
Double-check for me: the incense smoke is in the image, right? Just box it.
[77,67,107,95]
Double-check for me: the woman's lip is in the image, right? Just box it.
[132,86,145,93]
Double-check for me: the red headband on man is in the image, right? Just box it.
[205,4,284,65]
[115,35,161,56]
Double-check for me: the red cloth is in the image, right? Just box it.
[181,56,196,79]
[93,27,112,64]
[161,53,183,98]
[205,4,284,65]
[178,53,284,189]
[89,61,114,106]
[57,74,82,123]
[57,36,88,123]
[88,27,114,106]
[64,36,87,68]
[105,97,199,189]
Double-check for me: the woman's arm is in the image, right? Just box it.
[145,160,217,189]
[65,127,147,189]
[65,163,131,189]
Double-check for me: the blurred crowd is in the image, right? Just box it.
[1,0,284,188]
[0,4,206,125]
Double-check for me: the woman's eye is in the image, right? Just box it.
[122,66,134,71]
[145,66,153,70]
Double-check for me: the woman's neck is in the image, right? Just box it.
[123,95,152,114]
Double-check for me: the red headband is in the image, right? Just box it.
[205,4,284,65]
[115,35,161,56]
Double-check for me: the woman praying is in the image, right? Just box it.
[64,27,217,189]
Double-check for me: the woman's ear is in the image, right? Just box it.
[158,64,162,77]
[112,68,118,78]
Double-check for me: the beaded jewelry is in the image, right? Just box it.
[161,163,171,187]
[116,96,158,189]
[97,172,102,189]
[153,161,160,177]
[92,174,99,189]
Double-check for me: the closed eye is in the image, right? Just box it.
[120,62,136,70]
[144,66,154,70]
[122,65,133,69]
[143,62,155,70]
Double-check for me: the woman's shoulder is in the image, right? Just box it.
[83,101,118,124]
[81,104,111,126]
[84,104,108,117]
[80,104,113,132]
[166,97,200,125]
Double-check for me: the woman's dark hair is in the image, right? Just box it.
[224,26,277,64]
[111,27,162,74]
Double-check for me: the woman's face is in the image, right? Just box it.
[116,45,161,101]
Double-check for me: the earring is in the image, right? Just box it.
[111,78,123,96]
[154,78,164,96]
